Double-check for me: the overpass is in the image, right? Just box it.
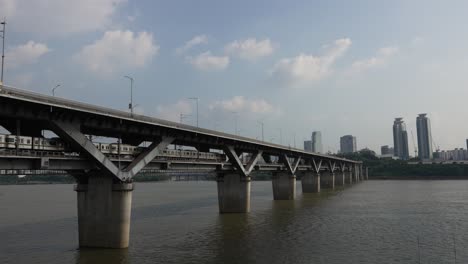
[0,85,366,248]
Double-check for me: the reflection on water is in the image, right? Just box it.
[76,248,129,264]
[1,181,468,264]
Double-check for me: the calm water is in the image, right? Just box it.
[1,180,468,264]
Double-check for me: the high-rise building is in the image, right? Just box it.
[393,118,410,160]
[340,135,356,153]
[416,113,433,160]
[304,140,312,152]
[311,131,322,153]
[381,145,394,155]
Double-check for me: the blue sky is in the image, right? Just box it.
[2,0,468,154]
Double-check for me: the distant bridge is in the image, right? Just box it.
[0,85,366,248]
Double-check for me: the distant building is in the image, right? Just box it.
[340,135,356,153]
[304,140,312,152]
[311,131,322,153]
[437,148,468,161]
[416,114,433,160]
[393,118,409,160]
[381,145,394,156]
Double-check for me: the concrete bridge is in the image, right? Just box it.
[0,85,367,248]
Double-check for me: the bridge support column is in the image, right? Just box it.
[320,171,335,189]
[75,175,133,248]
[354,165,359,182]
[335,171,345,187]
[217,173,251,213]
[301,172,320,193]
[272,172,296,200]
[365,167,369,180]
[347,170,353,184]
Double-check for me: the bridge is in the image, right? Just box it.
[0,85,366,248]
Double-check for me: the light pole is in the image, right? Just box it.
[232,112,238,135]
[188,97,199,127]
[1,19,6,84]
[277,128,282,145]
[124,76,134,116]
[257,120,264,141]
[52,84,60,96]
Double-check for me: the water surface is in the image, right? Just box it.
[1,180,468,264]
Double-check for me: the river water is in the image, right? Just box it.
[1,180,468,264]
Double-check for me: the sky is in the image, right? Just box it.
[1,0,468,154]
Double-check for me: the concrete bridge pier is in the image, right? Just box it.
[365,167,369,180]
[354,165,360,182]
[347,170,353,184]
[320,171,335,190]
[75,174,133,248]
[301,171,320,193]
[217,172,251,213]
[272,171,296,200]
[335,171,345,187]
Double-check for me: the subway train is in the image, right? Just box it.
[0,134,226,162]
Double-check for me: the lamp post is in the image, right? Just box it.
[188,97,199,127]
[1,19,6,84]
[257,120,264,141]
[124,76,134,116]
[277,128,283,145]
[52,84,60,96]
[232,112,238,135]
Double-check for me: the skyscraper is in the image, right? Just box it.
[340,135,356,153]
[304,140,312,152]
[416,113,433,160]
[311,131,322,153]
[393,118,409,160]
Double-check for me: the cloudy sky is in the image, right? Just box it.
[1,0,468,154]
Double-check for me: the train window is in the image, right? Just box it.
[34,139,38,144]
[20,139,24,143]
[6,138,15,143]
[27,140,31,144]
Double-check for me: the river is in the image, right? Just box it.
[1,180,468,264]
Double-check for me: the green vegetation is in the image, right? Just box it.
[337,149,468,178]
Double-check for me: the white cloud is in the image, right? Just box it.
[156,100,193,122]
[186,51,230,71]
[74,30,159,74]
[176,35,208,55]
[270,38,351,84]
[209,96,274,114]
[6,41,50,69]
[351,46,399,72]
[0,0,126,35]
[225,38,274,60]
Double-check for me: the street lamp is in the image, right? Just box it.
[1,19,6,84]
[52,84,60,96]
[277,128,283,145]
[188,97,199,127]
[232,112,238,135]
[124,76,134,116]
[257,120,264,141]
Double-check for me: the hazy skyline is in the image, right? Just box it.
[1,0,468,153]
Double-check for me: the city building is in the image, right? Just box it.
[340,135,356,153]
[416,114,433,160]
[311,131,322,153]
[392,118,409,160]
[304,140,312,152]
[437,148,468,161]
[381,145,394,156]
